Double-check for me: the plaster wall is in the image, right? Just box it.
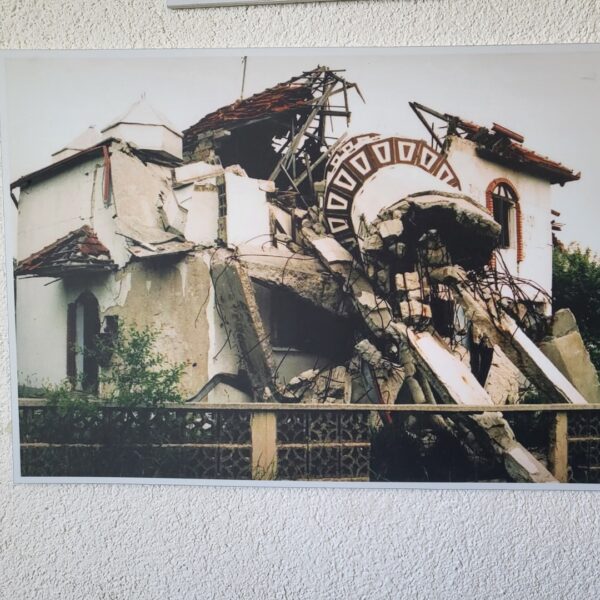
[447,136,554,297]
[17,150,133,269]
[15,276,69,388]
[17,253,215,396]
[350,161,454,228]
[17,156,108,259]
[102,123,183,160]
[225,171,271,246]
[178,185,220,245]
[2,1,600,599]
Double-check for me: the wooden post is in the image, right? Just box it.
[549,412,569,483]
[251,412,277,480]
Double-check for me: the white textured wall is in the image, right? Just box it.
[2,1,600,598]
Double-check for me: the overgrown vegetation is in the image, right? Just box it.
[97,325,186,407]
[45,323,186,408]
[553,244,600,370]
[45,379,97,415]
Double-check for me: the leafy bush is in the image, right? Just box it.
[45,380,92,409]
[97,324,186,407]
[553,244,600,370]
[41,324,186,409]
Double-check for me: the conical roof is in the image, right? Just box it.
[101,97,182,138]
[51,126,101,156]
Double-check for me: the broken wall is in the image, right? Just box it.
[224,172,271,246]
[253,282,344,386]
[109,144,180,251]
[17,253,215,397]
[102,255,212,397]
[17,153,127,266]
[101,122,182,161]
[446,136,554,302]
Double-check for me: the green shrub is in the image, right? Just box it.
[42,324,186,409]
[553,244,600,370]
[97,324,186,407]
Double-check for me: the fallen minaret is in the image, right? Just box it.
[208,131,593,483]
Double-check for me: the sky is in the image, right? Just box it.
[2,47,599,252]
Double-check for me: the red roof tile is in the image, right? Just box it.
[456,116,580,185]
[410,102,580,185]
[17,225,116,278]
[183,80,314,138]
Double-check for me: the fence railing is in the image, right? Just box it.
[18,400,371,481]
[18,399,600,483]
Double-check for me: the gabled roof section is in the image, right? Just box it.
[11,140,114,190]
[16,225,116,278]
[409,102,581,185]
[102,97,182,138]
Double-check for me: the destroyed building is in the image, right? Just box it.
[14,66,600,483]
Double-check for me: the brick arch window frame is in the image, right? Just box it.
[486,177,524,263]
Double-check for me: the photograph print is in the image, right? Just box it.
[3,47,600,486]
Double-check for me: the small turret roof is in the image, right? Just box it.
[51,126,101,156]
[101,97,182,138]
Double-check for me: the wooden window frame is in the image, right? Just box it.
[486,178,524,263]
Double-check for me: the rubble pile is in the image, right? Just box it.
[209,132,593,483]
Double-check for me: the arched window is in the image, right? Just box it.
[67,292,100,392]
[486,179,523,262]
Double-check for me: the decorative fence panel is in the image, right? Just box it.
[567,411,600,483]
[276,411,371,481]
[19,400,600,483]
[20,405,253,479]
[19,402,371,481]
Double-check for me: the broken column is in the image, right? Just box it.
[210,248,278,401]
[540,308,600,403]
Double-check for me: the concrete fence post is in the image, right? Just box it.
[549,412,568,483]
[251,411,277,480]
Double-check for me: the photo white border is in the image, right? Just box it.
[167,0,341,7]
[3,44,600,491]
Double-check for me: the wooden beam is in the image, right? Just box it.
[19,399,600,413]
[549,412,569,483]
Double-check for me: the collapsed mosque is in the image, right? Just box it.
[14,66,600,482]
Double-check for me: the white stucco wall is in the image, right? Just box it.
[447,136,555,297]
[102,123,183,160]
[2,2,600,599]
[17,157,105,259]
[225,171,271,246]
[350,161,454,228]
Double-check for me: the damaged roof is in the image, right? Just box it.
[410,102,580,185]
[183,77,314,137]
[16,225,116,278]
[11,141,114,190]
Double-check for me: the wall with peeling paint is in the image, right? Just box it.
[2,1,600,599]
[17,252,216,396]
[103,255,213,397]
